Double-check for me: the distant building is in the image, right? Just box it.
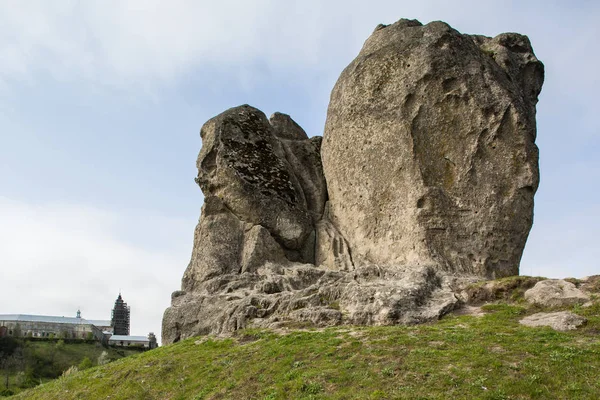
[108,332,158,349]
[111,294,130,336]
[0,293,157,348]
[0,312,111,340]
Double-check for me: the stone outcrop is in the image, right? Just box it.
[322,19,543,279]
[524,280,590,307]
[163,19,544,344]
[520,311,587,332]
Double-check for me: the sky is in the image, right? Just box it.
[0,1,598,345]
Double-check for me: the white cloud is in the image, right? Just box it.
[0,0,597,109]
[0,1,514,89]
[0,197,192,344]
[0,0,337,89]
[0,0,597,104]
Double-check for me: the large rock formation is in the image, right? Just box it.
[162,19,544,344]
[322,19,543,279]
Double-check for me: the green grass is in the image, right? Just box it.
[0,339,142,396]
[12,300,600,400]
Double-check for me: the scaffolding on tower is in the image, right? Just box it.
[111,293,130,336]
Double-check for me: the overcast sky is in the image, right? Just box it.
[1,1,598,344]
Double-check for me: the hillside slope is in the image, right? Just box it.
[14,290,600,400]
[0,339,142,397]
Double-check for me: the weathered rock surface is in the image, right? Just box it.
[164,263,465,342]
[519,311,587,331]
[524,279,590,307]
[163,18,544,344]
[321,19,543,279]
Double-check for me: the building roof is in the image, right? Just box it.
[108,335,149,342]
[0,314,109,327]
[86,319,112,326]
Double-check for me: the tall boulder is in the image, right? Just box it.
[321,19,544,278]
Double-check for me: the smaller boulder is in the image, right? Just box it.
[519,311,587,331]
[524,279,589,307]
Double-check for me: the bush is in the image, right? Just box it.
[78,357,93,370]
[17,367,37,389]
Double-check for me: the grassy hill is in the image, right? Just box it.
[11,280,600,400]
[0,339,142,397]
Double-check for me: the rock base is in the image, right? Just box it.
[163,264,472,343]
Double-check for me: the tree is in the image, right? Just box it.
[12,324,22,338]
[16,366,36,389]
[0,348,24,391]
[0,351,8,390]
[0,337,20,355]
